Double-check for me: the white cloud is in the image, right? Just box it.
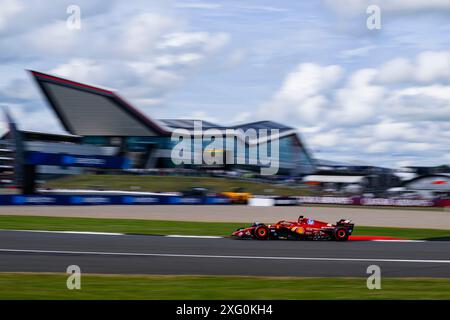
[0,1,231,135]
[331,68,384,125]
[385,85,450,122]
[121,13,177,56]
[1,102,64,134]
[230,111,252,124]
[259,63,342,124]
[157,32,230,51]
[415,51,450,83]
[24,20,81,55]
[377,58,414,83]
[277,63,342,101]
[378,51,450,84]
[373,121,417,140]
[154,53,204,67]
[324,0,450,16]
[174,2,223,10]
[0,0,23,31]
[236,5,288,13]
[384,0,450,12]
[186,111,219,123]
[1,2,229,76]
[308,131,339,148]
[258,50,450,167]
[226,49,248,66]
[50,59,121,88]
[0,77,36,100]
[339,45,376,59]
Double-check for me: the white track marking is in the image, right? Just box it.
[0,248,449,264]
[0,229,124,236]
[166,235,223,239]
[372,239,426,243]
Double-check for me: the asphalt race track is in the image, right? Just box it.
[0,230,449,277]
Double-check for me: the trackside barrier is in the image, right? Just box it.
[273,196,301,206]
[0,195,447,207]
[436,199,450,207]
[249,196,300,206]
[0,195,231,206]
[297,196,354,205]
[248,197,275,207]
[297,196,450,207]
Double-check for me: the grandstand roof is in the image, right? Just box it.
[30,70,300,143]
[232,120,294,133]
[30,70,169,137]
[159,119,222,129]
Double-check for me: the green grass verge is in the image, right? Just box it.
[309,204,444,211]
[355,226,450,240]
[43,174,314,196]
[0,215,449,239]
[0,215,243,236]
[0,273,449,299]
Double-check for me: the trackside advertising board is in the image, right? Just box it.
[0,194,447,206]
[0,195,231,205]
[25,151,131,169]
[297,196,450,207]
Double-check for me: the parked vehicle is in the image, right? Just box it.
[221,187,251,204]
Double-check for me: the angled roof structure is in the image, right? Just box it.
[159,119,222,130]
[232,120,294,133]
[30,70,169,137]
[29,70,308,148]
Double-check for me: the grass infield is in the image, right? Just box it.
[43,174,314,196]
[0,215,449,240]
[40,174,446,211]
[0,273,449,299]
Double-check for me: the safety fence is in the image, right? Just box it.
[0,194,230,205]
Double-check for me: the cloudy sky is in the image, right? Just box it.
[0,0,449,168]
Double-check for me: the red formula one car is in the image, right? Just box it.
[232,216,354,241]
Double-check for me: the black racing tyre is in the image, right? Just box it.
[254,225,269,240]
[334,227,349,241]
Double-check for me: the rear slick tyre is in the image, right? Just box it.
[334,227,349,241]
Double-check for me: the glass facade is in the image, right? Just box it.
[81,132,316,176]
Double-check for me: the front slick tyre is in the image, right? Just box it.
[334,227,349,241]
[254,225,269,240]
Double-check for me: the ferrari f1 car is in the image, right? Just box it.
[232,216,354,241]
